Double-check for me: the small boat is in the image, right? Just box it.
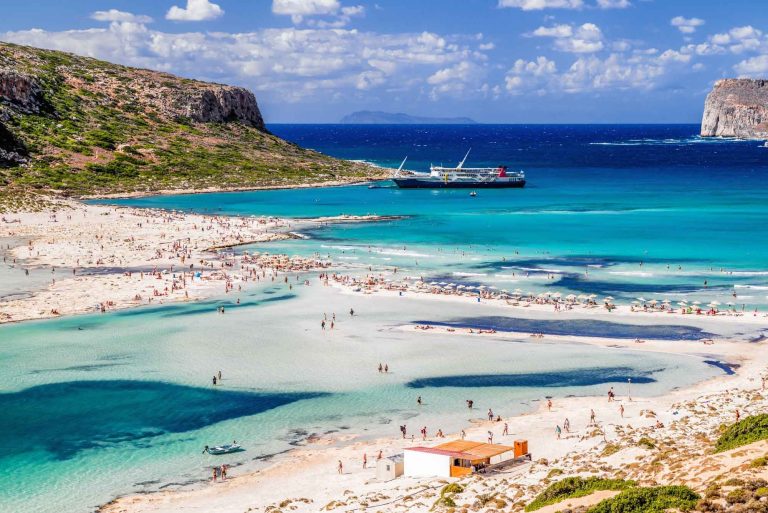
[207,443,243,455]
[469,191,477,197]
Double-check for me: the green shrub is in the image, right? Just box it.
[715,414,768,453]
[637,437,656,449]
[587,486,699,513]
[526,477,635,511]
[725,488,750,504]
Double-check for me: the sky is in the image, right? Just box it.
[1,0,767,123]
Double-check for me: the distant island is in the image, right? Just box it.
[701,79,768,139]
[340,110,477,124]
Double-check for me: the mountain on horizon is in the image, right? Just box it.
[340,111,477,124]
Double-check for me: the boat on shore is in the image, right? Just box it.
[392,151,525,189]
[206,443,243,455]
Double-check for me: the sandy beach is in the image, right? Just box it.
[3,200,768,513]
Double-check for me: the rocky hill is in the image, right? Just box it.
[0,42,381,202]
[340,110,477,124]
[701,79,768,138]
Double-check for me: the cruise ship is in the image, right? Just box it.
[391,151,525,189]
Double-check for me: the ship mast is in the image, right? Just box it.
[457,148,471,169]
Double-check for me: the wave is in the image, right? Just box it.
[608,271,655,277]
[734,285,768,290]
[452,272,487,277]
[589,136,748,146]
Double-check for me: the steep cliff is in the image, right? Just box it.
[0,42,379,198]
[701,79,768,138]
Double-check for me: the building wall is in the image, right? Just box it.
[404,450,450,477]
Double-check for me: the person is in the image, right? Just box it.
[417,396,422,406]
[321,320,326,330]
[400,425,407,438]
[556,425,562,439]
[467,399,474,409]
[421,426,427,440]
[488,408,494,421]
[363,453,367,469]
[564,418,570,432]
[378,363,383,373]
[202,445,210,454]
[337,460,343,474]
[350,308,354,316]
[503,422,509,436]
[384,364,388,373]
[547,398,552,411]
[377,450,383,461]
[590,409,596,426]
[221,464,228,480]
[619,404,625,418]
[212,376,217,386]
[212,466,218,482]
[461,429,466,440]
[218,370,222,381]
[736,409,740,422]
[487,430,493,444]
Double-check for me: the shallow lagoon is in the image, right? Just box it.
[0,280,726,513]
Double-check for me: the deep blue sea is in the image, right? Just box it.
[3,124,767,513]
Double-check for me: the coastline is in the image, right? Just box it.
[3,198,768,513]
[99,323,765,513]
[79,177,387,200]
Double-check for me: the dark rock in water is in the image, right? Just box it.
[701,79,768,138]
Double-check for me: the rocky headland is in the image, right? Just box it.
[701,79,768,138]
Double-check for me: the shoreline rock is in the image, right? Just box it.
[701,79,768,138]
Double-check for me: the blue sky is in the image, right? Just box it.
[1,0,767,123]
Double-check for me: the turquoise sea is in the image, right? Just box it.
[2,124,767,512]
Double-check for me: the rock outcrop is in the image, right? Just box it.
[701,79,768,138]
[165,86,265,129]
[0,69,47,114]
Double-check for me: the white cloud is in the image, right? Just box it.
[670,16,705,34]
[1,24,488,103]
[273,0,364,26]
[91,10,153,23]
[498,0,583,10]
[530,23,603,53]
[596,0,630,8]
[166,0,224,21]
[532,24,573,38]
[734,55,768,77]
[505,56,557,94]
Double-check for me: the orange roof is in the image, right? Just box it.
[461,443,515,459]
[434,440,485,452]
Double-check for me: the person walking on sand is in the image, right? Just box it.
[421,426,427,441]
[363,453,367,469]
[590,409,596,426]
[337,460,343,474]
[547,398,552,411]
[556,425,561,439]
[487,430,494,444]
[564,417,570,433]
[620,404,625,418]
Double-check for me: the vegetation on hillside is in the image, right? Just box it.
[525,477,635,511]
[0,42,382,201]
[587,485,700,513]
[715,414,768,453]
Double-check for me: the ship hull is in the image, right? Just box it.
[393,178,526,189]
